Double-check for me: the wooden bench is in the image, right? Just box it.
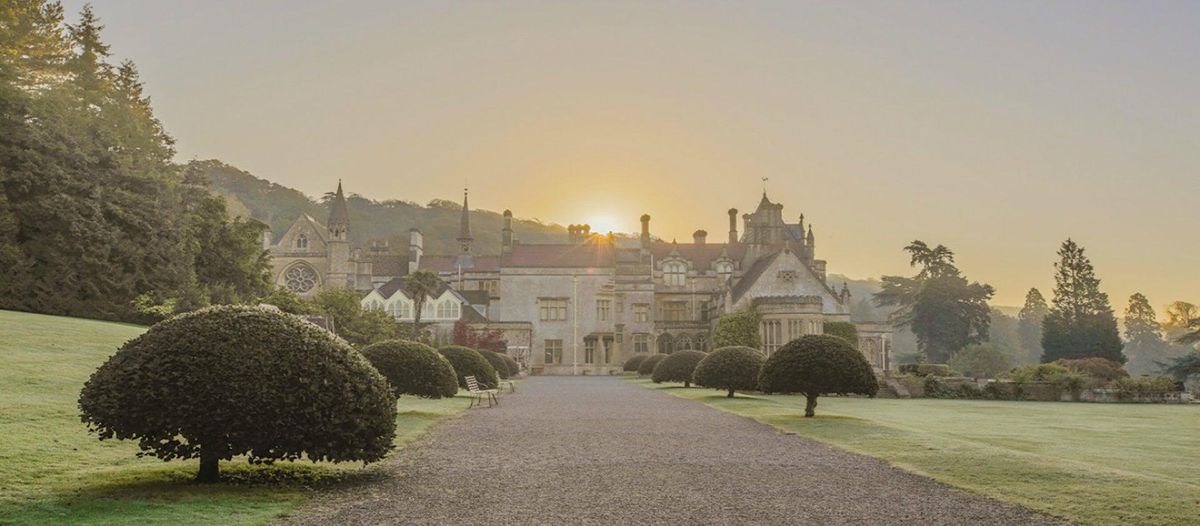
[465,375,499,408]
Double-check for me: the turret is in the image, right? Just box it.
[806,224,815,255]
[728,208,738,244]
[501,209,514,254]
[456,188,473,253]
[328,180,349,241]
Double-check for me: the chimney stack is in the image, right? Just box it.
[728,208,738,244]
[640,214,651,246]
[693,229,707,244]
[501,209,513,254]
[408,228,423,273]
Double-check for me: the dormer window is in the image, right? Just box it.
[296,233,308,250]
[715,261,733,279]
[664,261,686,286]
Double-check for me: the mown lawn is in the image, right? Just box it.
[633,378,1200,525]
[0,309,469,526]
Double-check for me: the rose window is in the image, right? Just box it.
[284,265,318,293]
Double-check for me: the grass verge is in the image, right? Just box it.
[632,377,1200,525]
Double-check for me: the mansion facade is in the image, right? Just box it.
[266,184,891,374]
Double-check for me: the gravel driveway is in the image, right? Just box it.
[283,376,1057,525]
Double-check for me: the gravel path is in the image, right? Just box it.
[284,376,1057,525]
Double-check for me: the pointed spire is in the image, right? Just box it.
[806,224,814,242]
[457,188,473,253]
[328,179,349,240]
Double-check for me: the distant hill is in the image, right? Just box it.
[193,160,568,256]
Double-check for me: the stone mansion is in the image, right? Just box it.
[266,183,891,375]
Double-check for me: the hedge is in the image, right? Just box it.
[637,354,666,376]
[361,339,459,399]
[439,345,499,389]
[651,350,707,387]
[623,355,648,372]
[479,350,512,379]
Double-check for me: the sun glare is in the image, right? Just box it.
[584,215,624,235]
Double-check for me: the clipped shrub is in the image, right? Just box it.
[637,354,666,376]
[822,321,859,345]
[898,364,953,377]
[361,339,459,399]
[759,335,878,417]
[1005,363,1070,383]
[439,345,498,389]
[693,346,765,398]
[479,350,512,379]
[79,305,397,483]
[500,353,521,377]
[924,376,983,399]
[624,355,648,372]
[947,343,1010,378]
[1055,357,1128,382]
[1115,376,1177,401]
[652,350,707,387]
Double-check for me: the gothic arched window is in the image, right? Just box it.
[283,263,319,293]
[296,233,308,250]
[664,261,686,286]
[677,334,693,351]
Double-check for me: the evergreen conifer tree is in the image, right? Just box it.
[1040,239,1124,363]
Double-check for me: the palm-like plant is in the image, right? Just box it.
[405,269,442,328]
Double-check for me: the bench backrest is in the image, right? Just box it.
[465,375,481,393]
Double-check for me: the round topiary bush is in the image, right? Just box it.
[623,355,648,372]
[500,353,521,377]
[651,350,707,387]
[637,354,666,376]
[361,339,459,399]
[693,346,765,398]
[479,350,512,379]
[439,345,498,389]
[79,305,397,483]
[759,335,878,417]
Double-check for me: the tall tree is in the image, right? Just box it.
[874,241,994,363]
[405,269,442,329]
[1017,288,1048,364]
[1163,301,1198,339]
[1041,239,1124,363]
[1123,293,1169,375]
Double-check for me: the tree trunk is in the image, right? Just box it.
[684,381,690,388]
[804,394,818,417]
[727,388,735,398]
[195,449,220,484]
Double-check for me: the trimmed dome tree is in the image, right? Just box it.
[79,305,397,483]
[500,353,521,377]
[361,339,459,399]
[637,354,666,376]
[759,335,878,417]
[623,355,648,372]
[479,350,512,379]
[652,350,707,387]
[693,346,765,398]
[439,345,499,389]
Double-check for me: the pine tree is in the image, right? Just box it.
[874,241,994,363]
[1041,239,1124,363]
[1122,293,1168,375]
[1017,288,1048,364]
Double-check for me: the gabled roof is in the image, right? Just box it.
[730,250,781,303]
[367,254,409,277]
[501,242,616,268]
[421,255,501,273]
[649,241,744,270]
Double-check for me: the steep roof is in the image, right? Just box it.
[730,250,781,302]
[501,242,616,268]
[328,181,349,227]
[421,255,501,273]
[649,241,744,270]
[367,254,409,277]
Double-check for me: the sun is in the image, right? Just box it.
[584,214,625,235]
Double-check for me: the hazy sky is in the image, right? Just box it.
[71,1,1198,307]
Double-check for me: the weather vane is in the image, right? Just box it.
[762,177,769,192]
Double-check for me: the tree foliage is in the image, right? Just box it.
[450,320,507,353]
[623,354,647,372]
[1017,288,1048,364]
[712,308,762,350]
[759,335,878,417]
[947,343,1011,378]
[405,269,441,329]
[309,287,394,348]
[78,305,397,483]
[693,346,765,398]
[651,350,706,387]
[637,354,666,376]
[822,321,858,346]
[874,241,994,363]
[0,3,270,322]
[1122,293,1174,375]
[360,339,459,399]
[1041,239,1124,364]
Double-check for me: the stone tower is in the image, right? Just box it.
[457,188,473,254]
[326,180,351,287]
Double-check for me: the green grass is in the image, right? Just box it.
[0,310,469,526]
[633,378,1200,525]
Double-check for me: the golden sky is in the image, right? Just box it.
[75,1,1199,308]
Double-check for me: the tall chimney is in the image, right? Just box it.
[501,209,513,254]
[640,214,651,245]
[408,228,423,273]
[693,229,707,244]
[728,208,738,244]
